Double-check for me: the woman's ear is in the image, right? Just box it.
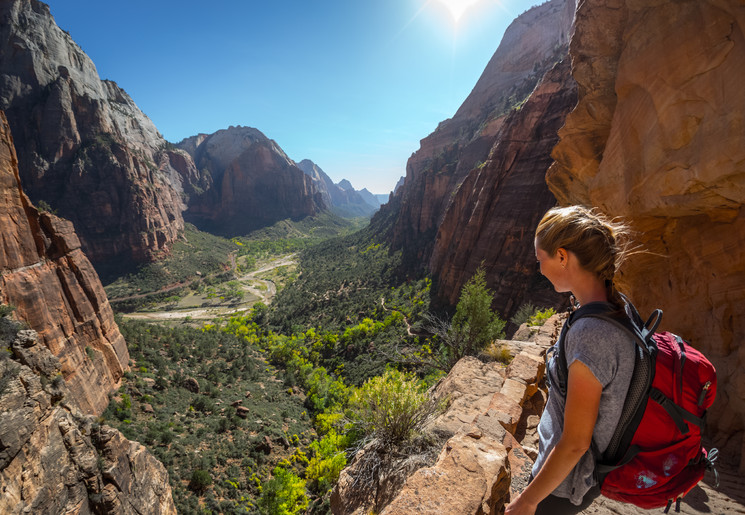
[557,247,568,268]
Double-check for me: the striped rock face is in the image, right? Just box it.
[0,110,127,416]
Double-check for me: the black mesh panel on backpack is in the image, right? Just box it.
[603,343,654,464]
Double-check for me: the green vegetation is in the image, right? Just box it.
[268,231,413,333]
[415,269,506,371]
[256,466,309,515]
[239,212,366,242]
[449,269,506,357]
[348,369,444,447]
[510,303,556,327]
[510,302,536,327]
[528,307,556,327]
[103,318,315,514]
[35,199,57,214]
[0,304,15,318]
[0,316,21,397]
[104,224,236,303]
[106,214,364,315]
[99,214,527,512]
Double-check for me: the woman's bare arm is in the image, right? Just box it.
[505,360,603,515]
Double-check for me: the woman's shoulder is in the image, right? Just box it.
[564,315,636,384]
[566,315,636,348]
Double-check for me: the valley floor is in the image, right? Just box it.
[122,253,297,322]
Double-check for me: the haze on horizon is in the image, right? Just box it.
[44,0,540,194]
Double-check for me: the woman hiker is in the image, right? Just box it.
[506,205,636,515]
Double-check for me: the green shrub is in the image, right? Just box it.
[510,302,536,326]
[424,269,506,370]
[528,307,556,327]
[0,304,16,318]
[348,369,442,446]
[256,467,308,515]
[189,469,212,493]
[305,429,350,493]
[115,393,132,420]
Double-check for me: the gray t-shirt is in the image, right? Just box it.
[531,316,636,505]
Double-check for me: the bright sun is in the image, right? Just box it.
[433,0,485,22]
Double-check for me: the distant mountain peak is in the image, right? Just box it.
[296,163,380,218]
[337,179,354,191]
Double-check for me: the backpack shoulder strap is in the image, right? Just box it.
[554,298,658,395]
[557,302,636,379]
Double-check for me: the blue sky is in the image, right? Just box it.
[45,0,540,193]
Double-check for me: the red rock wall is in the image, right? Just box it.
[380,0,575,271]
[548,0,745,469]
[0,0,190,267]
[0,111,128,415]
[180,127,325,236]
[430,59,577,318]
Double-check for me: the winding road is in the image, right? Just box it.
[123,254,297,322]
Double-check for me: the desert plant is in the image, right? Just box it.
[256,467,308,515]
[347,369,443,447]
[189,469,212,493]
[510,302,536,326]
[528,307,556,326]
[305,428,350,493]
[423,269,505,371]
[481,343,513,364]
[0,304,16,318]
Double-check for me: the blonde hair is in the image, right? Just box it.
[535,206,633,308]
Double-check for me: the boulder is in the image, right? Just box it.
[182,377,200,393]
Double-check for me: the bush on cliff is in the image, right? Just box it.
[256,466,308,515]
[422,269,506,371]
[348,369,443,447]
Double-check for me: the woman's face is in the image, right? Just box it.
[534,239,569,293]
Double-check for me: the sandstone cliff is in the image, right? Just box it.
[430,59,576,318]
[0,110,126,415]
[331,317,559,515]
[179,127,326,235]
[376,0,574,274]
[0,0,199,267]
[298,159,379,218]
[547,0,745,471]
[0,321,176,514]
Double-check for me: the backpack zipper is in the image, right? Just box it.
[698,381,712,407]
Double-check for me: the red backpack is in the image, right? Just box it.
[555,297,718,513]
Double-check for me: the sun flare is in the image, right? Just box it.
[433,0,485,22]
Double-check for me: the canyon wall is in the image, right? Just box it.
[430,59,576,318]
[547,0,745,470]
[0,110,126,415]
[0,322,175,514]
[179,126,326,235]
[0,0,199,267]
[377,0,574,277]
[298,159,379,218]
